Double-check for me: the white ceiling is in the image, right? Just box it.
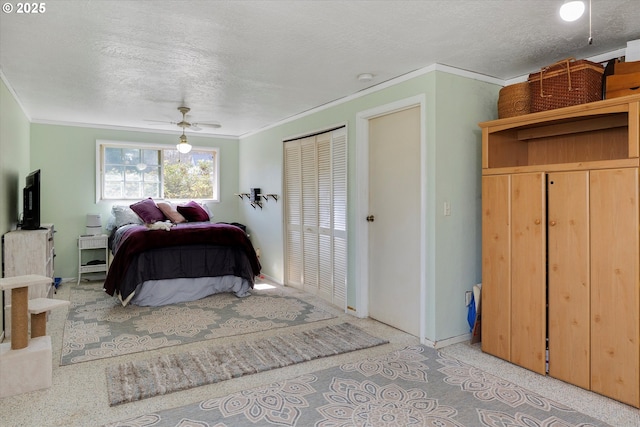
[1,1,639,138]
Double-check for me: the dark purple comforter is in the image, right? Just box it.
[103,222,261,300]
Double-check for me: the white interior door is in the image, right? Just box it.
[368,106,421,336]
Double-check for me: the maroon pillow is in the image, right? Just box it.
[130,198,166,224]
[177,201,210,222]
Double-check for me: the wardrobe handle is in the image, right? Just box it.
[549,220,556,226]
[534,219,541,225]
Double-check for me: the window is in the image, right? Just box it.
[96,141,219,202]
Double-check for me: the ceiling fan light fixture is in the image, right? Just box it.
[177,131,192,154]
[559,0,585,22]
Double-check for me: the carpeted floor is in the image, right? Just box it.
[62,282,334,365]
[2,280,638,426]
[106,322,388,406]
[106,344,609,426]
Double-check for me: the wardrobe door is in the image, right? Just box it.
[510,172,546,375]
[547,171,590,389]
[481,174,511,361]
[590,168,639,407]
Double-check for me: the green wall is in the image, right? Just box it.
[0,78,31,334]
[3,67,502,344]
[0,79,30,232]
[239,69,500,343]
[429,71,499,340]
[29,124,241,278]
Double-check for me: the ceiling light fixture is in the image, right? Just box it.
[559,0,585,22]
[176,129,192,154]
[357,73,374,82]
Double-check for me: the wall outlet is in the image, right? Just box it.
[465,290,472,306]
[255,248,261,258]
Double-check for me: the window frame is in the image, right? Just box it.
[95,140,220,203]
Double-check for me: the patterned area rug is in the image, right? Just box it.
[61,282,334,365]
[106,322,388,406]
[106,344,608,427]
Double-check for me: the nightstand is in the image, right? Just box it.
[77,234,109,285]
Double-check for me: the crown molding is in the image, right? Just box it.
[0,68,32,122]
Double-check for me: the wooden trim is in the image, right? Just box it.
[479,94,640,132]
[482,127,489,169]
[516,115,628,141]
[482,158,639,175]
[629,101,640,158]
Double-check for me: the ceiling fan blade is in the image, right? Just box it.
[194,122,222,129]
[145,107,222,132]
[144,119,178,125]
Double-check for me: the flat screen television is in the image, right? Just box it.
[22,169,41,230]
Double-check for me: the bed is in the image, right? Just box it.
[103,204,261,307]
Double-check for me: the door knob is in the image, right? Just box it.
[366,215,375,222]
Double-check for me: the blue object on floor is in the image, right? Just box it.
[467,293,476,332]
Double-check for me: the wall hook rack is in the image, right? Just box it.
[238,190,278,210]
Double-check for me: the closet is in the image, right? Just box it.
[284,127,347,308]
[479,94,640,408]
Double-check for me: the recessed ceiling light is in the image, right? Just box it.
[357,73,374,82]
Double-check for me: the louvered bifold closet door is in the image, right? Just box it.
[331,128,347,308]
[317,132,333,302]
[284,141,303,287]
[301,137,319,294]
[283,127,347,309]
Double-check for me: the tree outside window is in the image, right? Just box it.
[100,143,218,201]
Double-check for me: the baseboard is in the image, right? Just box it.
[257,273,283,286]
[422,332,472,349]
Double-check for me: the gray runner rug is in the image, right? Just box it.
[106,322,387,406]
[107,344,609,426]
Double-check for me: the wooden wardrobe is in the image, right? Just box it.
[479,94,640,408]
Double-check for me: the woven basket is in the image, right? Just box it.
[528,58,604,112]
[498,82,531,118]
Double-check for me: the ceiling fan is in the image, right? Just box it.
[147,106,221,154]
[146,106,221,131]
[147,107,221,154]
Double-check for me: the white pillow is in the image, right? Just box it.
[108,205,143,231]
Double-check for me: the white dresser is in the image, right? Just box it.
[2,224,55,337]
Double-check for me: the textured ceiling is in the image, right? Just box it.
[1,0,639,137]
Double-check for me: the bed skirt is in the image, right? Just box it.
[122,275,252,307]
